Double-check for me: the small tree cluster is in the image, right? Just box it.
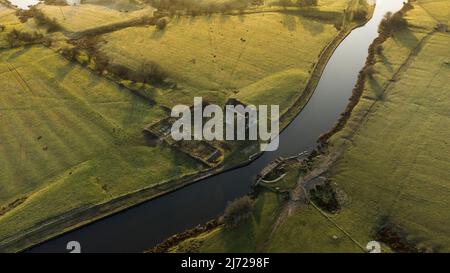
[375,44,383,55]
[65,36,168,84]
[353,8,368,21]
[222,196,254,228]
[0,24,5,32]
[155,17,168,30]
[139,61,168,84]
[379,11,408,34]
[6,29,43,48]
[363,64,376,78]
[309,182,340,213]
[108,61,168,85]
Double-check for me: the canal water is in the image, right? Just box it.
[29,0,406,253]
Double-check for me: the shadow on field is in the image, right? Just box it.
[7,46,32,60]
[282,14,297,32]
[56,62,77,80]
[368,77,385,100]
[298,17,324,36]
[395,29,420,50]
[219,14,231,24]
[151,28,167,40]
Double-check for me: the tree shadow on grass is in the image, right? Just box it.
[394,28,420,51]
[297,16,324,36]
[367,77,385,101]
[220,218,257,252]
[55,62,77,80]
[7,46,32,60]
[238,13,246,23]
[150,28,167,40]
[378,53,394,74]
[282,14,297,32]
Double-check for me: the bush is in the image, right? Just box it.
[379,11,408,34]
[353,8,368,21]
[139,61,168,84]
[60,46,76,61]
[42,37,53,47]
[92,53,109,74]
[363,65,376,78]
[222,196,254,228]
[6,29,43,48]
[375,44,383,55]
[155,17,168,30]
[71,36,100,55]
[0,24,5,32]
[16,9,34,23]
[309,182,340,213]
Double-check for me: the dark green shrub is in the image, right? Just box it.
[222,196,254,228]
[379,11,408,34]
[309,182,340,213]
[6,29,43,48]
[155,17,168,30]
[353,8,368,21]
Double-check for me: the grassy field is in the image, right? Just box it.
[0,46,201,249]
[169,0,450,253]
[37,3,155,33]
[99,8,343,110]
